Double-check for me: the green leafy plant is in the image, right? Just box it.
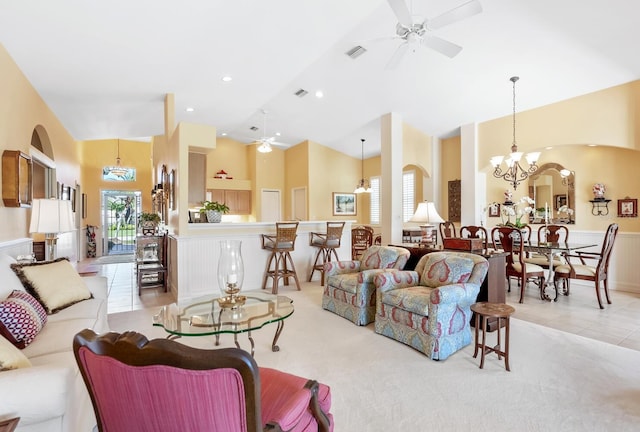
[200,201,230,214]
[140,212,161,223]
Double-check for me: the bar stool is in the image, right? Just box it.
[261,221,300,294]
[308,221,345,286]
[471,302,516,371]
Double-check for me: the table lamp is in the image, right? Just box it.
[29,198,75,261]
[409,201,445,245]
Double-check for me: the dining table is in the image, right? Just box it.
[523,240,597,301]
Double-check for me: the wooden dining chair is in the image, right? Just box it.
[525,224,570,269]
[553,223,618,309]
[439,221,457,240]
[460,225,489,254]
[351,227,373,260]
[496,227,546,303]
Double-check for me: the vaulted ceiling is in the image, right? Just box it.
[1,0,639,158]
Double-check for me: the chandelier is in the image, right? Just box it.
[490,76,540,190]
[105,139,129,177]
[354,138,372,193]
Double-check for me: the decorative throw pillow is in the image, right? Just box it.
[0,290,48,348]
[0,335,32,371]
[0,253,26,299]
[420,254,474,288]
[10,258,92,314]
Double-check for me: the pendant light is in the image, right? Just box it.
[490,76,540,190]
[354,138,372,194]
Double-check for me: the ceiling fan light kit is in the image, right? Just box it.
[490,76,540,191]
[384,0,482,69]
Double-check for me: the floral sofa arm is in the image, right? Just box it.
[374,270,419,293]
[324,260,361,277]
[426,282,482,337]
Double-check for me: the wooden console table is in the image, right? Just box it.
[391,244,507,331]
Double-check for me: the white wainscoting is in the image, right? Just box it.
[563,229,639,294]
[171,221,352,304]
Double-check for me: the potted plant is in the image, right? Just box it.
[200,200,230,223]
[139,212,161,235]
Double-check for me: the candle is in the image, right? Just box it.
[228,273,237,284]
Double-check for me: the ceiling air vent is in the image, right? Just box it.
[249,126,259,132]
[294,89,308,98]
[346,45,367,59]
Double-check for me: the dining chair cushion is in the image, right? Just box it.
[263,240,295,250]
[418,254,474,288]
[524,255,565,267]
[554,264,595,277]
[511,262,545,274]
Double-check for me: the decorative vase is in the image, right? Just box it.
[217,240,245,308]
[592,183,606,201]
[206,210,222,223]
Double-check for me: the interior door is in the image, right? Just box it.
[261,189,281,222]
[292,187,307,221]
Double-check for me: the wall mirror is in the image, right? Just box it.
[528,162,575,224]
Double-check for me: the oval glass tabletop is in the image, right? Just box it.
[153,290,294,338]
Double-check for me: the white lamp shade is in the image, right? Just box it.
[29,199,75,234]
[409,202,445,224]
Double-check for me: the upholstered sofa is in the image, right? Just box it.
[322,245,410,325]
[373,251,489,360]
[0,254,108,432]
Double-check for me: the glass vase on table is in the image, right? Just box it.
[217,240,246,309]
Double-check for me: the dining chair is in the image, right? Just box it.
[496,226,546,303]
[525,224,570,269]
[553,223,618,309]
[73,329,333,432]
[459,225,489,254]
[439,221,457,240]
[351,227,373,260]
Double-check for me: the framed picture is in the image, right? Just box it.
[618,197,637,218]
[488,203,500,218]
[555,194,567,210]
[62,185,71,201]
[57,182,62,199]
[333,192,356,216]
[70,187,76,211]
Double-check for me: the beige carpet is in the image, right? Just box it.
[108,284,640,431]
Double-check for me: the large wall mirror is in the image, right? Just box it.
[528,162,575,224]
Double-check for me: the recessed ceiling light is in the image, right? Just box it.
[545,146,553,150]
[275,132,281,136]
[588,144,597,147]
[315,90,324,98]
[222,76,232,82]
[185,107,195,112]
[221,132,227,136]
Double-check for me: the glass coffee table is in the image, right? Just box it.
[153,291,294,357]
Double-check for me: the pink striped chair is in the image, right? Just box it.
[73,329,333,432]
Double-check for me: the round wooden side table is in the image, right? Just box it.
[471,302,515,371]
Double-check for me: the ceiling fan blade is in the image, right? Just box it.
[385,42,410,70]
[421,34,463,58]
[427,0,482,30]
[386,0,413,28]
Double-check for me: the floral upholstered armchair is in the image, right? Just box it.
[374,251,489,360]
[322,245,410,325]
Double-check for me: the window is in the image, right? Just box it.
[370,176,380,224]
[402,171,415,222]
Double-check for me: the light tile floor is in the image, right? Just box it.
[95,260,640,352]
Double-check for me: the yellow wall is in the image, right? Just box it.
[440,136,461,221]
[284,141,309,220]
[206,137,248,181]
[479,81,640,231]
[79,139,154,229]
[0,44,79,242]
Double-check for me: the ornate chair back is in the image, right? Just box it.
[439,221,457,240]
[460,225,489,253]
[351,228,373,260]
[538,224,569,243]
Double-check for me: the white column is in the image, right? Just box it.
[460,122,486,226]
[381,113,404,245]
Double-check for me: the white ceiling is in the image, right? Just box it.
[1,0,639,159]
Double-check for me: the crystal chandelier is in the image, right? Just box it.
[490,76,540,190]
[354,138,372,193]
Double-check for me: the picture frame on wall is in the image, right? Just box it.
[555,194,567,210]
[82,193,87,219]
[488,203,500,217]
[333,192,356,216]
[169,169,176,210]
[618,197,637,218]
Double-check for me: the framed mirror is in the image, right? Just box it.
[528,162,575,224]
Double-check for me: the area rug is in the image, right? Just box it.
[108,285,640,431]
[96,253,134,265]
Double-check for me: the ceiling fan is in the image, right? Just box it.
[253,109,288,153]
[384,0,482,69]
